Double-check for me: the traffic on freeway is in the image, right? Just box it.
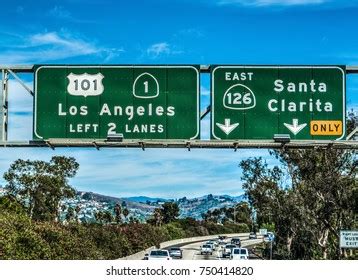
[145,234,264,260]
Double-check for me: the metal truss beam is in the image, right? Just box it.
[0,140,356,149]
[7,69,33,96]
[0,65,355,74]
[0,65,33,73]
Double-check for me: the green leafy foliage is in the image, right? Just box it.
[3,156,78,221]
[161,202,180,224]
[240,148,357,259]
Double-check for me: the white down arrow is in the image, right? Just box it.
[216,119,239,135]
[284,119,307,135]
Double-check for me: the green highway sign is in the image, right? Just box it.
[34,66,200,140]
[211,66,345,140]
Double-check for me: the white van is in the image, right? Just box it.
[230,248,249,260]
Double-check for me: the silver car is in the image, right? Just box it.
[169,247,183,259]
[222,244,237,258]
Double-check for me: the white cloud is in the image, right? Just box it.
[218,0,326,6]
[6,80,33,113]
[30,32,88,49]
[48,6,72,19]
[0,31,124,64]
[201,117,210,140]
[201,85,210,96]
[7,80,33,140]
[147,42,171,57]
[143,42,184,59]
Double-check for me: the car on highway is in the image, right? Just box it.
[145,249,172,260]
[212,239,219,246]
[168,247,183,259]
[200,244,214,255]
[230,248,249,260]
[231,237,241,247]
[206,240,217,250]
[222,244,237,258]
[218,240,227,247]
[249,232,257,239]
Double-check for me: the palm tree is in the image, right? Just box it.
[122,208,130,223]
[153,208,163,227]
[114,203,122,224]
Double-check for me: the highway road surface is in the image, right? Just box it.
[165,236,264,260]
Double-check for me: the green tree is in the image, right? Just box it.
[114,203,122,224]
[273,147,357,259]
[147,208,164,226]
[75,205,81,222]
[3,156,79,221]
[161,202,180,224]
[65,206,75,222]
[95,211,104,224]
[232,202,252,225]
[103,210,114,224]
[95,210,114,224]
[122,208,130,222]
[239,144,357,260]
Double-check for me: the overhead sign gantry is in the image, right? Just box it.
[0,64,356,149]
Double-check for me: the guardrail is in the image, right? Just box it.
[119,246,156,260]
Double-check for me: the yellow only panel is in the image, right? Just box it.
[310,120,343,136]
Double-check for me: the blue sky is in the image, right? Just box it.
[0,0,357,198]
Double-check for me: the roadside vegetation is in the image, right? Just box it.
[0,157,248,259]
[0,196,248,260]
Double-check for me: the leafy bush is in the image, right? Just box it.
[1,197,251,259]
[0,210,51,259]
[163,223,186,240]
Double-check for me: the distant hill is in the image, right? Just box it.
[177,194,246,220]
[69,191,246,221]
[4,186,247,222]
[76,191,155,211]
[124,196,170,203]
